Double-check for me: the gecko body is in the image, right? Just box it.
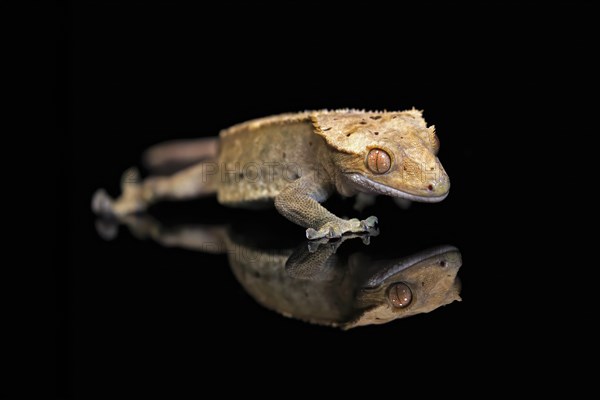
[92,109,450,239]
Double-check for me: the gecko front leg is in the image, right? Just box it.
[274,172,378,240]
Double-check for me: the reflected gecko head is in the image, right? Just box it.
[312,110,450,202]
[348,245,462,328]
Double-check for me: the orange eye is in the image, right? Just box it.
[367,148,391,174]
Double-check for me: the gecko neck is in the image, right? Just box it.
[316,144,358,197]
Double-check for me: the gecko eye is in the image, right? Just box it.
[367,148,391,174]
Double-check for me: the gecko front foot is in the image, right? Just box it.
[360,216,379,231]
[305,216,378,240]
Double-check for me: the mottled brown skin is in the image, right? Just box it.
[92,109,450,239]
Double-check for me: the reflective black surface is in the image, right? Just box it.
[95,214,462,329]
[71,194,476,393]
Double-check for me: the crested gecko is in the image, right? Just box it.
[92,109,450,239]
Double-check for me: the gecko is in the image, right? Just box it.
[92,109,450,239]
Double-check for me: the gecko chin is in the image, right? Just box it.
[345,173,449,203]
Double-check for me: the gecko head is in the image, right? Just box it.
[312,109,450,202]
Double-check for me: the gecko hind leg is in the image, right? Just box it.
[92,161,218,217]
[143,137,219,175]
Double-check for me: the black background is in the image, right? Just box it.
[60,2,593,398]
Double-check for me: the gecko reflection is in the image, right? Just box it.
[96,216,462,329]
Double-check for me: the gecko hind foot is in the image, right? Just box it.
[92,167,149,217]
[91,188,115,216]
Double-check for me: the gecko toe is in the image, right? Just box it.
[363,216,378,228]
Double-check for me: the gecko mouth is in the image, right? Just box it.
[345,173,448,203]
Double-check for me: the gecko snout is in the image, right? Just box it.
[427,177,449,194]
[423,160,450,199]
[422,170,449,199]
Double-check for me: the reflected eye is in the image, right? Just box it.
[367,148,391,174]
[388,282,412,308]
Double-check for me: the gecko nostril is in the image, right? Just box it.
[428,184,434,191]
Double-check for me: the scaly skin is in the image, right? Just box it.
[92,109,450,239]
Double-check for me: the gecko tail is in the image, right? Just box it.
[143,137,219,175]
